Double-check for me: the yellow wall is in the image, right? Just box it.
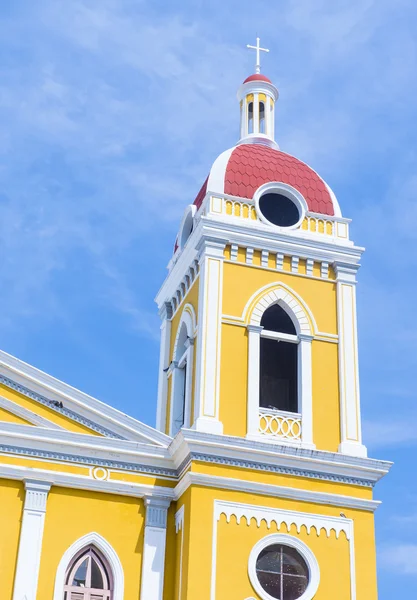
[222,262,337,334]
[38,488,145,600]
[0,407,32,426]
[0,479,24,599]
[181,487,378,600]
[219,261,341,449]
[0,384,103,436]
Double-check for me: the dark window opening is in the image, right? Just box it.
[248,102,254,134]
[260,304,298,413]
[261,304,296,335]
[259,192,300,227]
[259,101,265,133]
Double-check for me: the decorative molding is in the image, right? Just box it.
[0,374,123,439]
[215,501,352,538]
[246,247,254,264]
[175,504,185,533]
[53,532,124,600]
[144,496,171,529]
[211,501,355,600]
[243,281,316,335]
[174,471,380,512]
[187,452,374,487]
[24,479,51,511]
[291,255,299,273]
[230,244,238,261]
[0,395,64,430]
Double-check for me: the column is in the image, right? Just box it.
[335,263,367,458]
[298,335,315,449]
[140,497,171,600]
[246,325,263,437]
[13,480,51,600]
[193,238,225,435]
[156,302,173,432]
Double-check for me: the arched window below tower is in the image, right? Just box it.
[169,309,195,436]
[248,102,254,134]
[64,546,113,600]
[259,101,265,133]
[259,304,298,413]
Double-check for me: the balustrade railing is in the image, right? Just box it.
[258,408,302,441]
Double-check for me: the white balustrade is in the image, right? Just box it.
[258,408,302,441]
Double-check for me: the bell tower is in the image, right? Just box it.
[155,42,366,458]
[153,40,390,600]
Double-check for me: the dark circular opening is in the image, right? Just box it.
[256,544,309,600]
[259,192,300,227]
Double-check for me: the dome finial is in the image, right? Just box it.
[247,36,269,74]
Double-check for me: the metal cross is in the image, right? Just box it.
[247,37,269,74]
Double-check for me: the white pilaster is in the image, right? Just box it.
[194,238,225,435]
[336,264,367,458]
[140,497,171,600]
[156,302,173,432]
[298,335,315,449]
[247,325,263,437]
[13,480,51,600]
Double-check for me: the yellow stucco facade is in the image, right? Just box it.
[0,67,390,600]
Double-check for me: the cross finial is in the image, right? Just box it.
[247,37,269,74]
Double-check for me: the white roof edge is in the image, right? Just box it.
[0,349,171,447]
[207,146,236,194]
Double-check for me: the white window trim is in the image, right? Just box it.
[53,532,124,600]
[254,182,308,231]
[169,306,196,436]
[246,286,314,449]
[248,533,320,600]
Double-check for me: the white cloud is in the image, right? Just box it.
[379,544,417,575]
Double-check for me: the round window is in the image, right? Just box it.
[256,544,309,600]
[258,193,300,227]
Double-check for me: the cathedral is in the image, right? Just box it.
[1,40,390,600]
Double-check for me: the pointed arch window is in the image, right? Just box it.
[64,546,113,600]
[259,304,298,413]
[247,290,314,449]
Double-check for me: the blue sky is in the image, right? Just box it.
[1,0,416,595]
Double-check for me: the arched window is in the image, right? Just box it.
[246,285,314,448]
[259,101,265,133]
[171,322,188,435]
[169,306,195,436]
[260,304,298,413]
[64,546,113,600]
[248,102,254,134]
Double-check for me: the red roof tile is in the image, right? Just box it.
[224,145,334,216]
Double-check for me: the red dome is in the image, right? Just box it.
[243,73,272,84]
[193,144,335,216]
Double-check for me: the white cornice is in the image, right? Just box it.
[200,217,363,263]
[0,349,171,447]
[170,430,392,487]
[174,471,380,512]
